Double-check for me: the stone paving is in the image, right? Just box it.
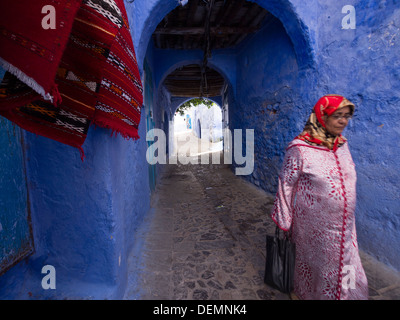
[124,132,400,300]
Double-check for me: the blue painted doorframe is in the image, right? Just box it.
[0,117,34,275]
[144,60,156,191]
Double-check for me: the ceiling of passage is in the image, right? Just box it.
[155,0,273,97]
[163,64,225,97]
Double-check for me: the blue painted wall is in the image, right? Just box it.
[233,16,308,189]
[0,0,151,298]
[313,0,400,270]
[0,114,150,299]
[231,0,400,271]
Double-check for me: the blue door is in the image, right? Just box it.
[0,116,34,275]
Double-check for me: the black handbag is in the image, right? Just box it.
[264,226,296,294]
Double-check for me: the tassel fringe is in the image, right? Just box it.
[0,57,58,104]
[78,146,85,162]
[50,84,62,107]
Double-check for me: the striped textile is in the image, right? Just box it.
[0,0,143,158]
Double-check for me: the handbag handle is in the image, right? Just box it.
[275,225,293,241]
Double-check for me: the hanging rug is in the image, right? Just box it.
[0,0,143,159]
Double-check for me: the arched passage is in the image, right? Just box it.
[171,96,224,163]
[130,0,316,73]
[136,0,317,192]
[166,94,224,156]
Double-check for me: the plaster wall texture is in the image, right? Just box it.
[313,0,400,269]
[231,0,400,270]
[0,113,150,299]
[233,16,307,191]
[0,0,153,299]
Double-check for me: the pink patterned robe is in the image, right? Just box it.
[271,139,369,300]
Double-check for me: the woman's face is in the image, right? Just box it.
[324,106,352,136]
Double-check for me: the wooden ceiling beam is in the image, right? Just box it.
[165,76,223,81]
[153,26,259,36]
[168,90,222,97]
[165,81,224,88]
[164,80,224,87]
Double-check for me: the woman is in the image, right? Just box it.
[271,95,369,300]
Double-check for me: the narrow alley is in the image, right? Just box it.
[1,0,400,301]
[124,132,400,300]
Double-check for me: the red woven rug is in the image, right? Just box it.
[0,0,143,157]
[0,0,81,105]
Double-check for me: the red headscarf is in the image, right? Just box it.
[296,95,355,151]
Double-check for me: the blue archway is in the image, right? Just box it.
[128,0,316,73]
